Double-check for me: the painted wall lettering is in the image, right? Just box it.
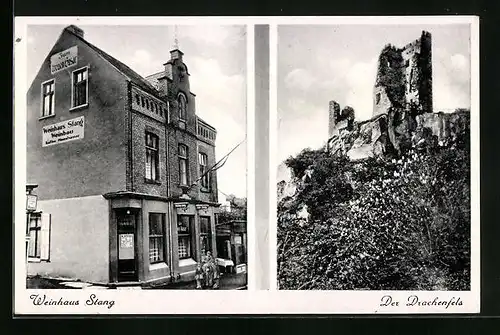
[50,46,78,74]
[42,116,85,147]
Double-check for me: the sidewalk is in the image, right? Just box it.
[26,272,247,290]
[147,272,247,290]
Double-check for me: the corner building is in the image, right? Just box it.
[26,25,220,286]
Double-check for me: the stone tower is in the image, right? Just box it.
[328,100,341,138]
[373,30,432,118]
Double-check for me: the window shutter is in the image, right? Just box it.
[40,213,51,261]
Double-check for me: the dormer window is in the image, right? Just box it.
[178,93,187,121]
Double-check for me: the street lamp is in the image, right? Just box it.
[26,184,38,262]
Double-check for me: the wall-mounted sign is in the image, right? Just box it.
[50,46,78,74]
[26,194,38,211]
[42,116,84,147]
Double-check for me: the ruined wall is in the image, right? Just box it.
[373,31,432,118]
[328,101,341,138]
[328,101,355,138]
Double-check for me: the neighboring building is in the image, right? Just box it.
[214,194,247,273]
[215,220,247,274]
[26,25,220,286]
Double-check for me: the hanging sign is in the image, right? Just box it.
[26,194,38,211]
[42,116,85,147]
[50,46,78,74]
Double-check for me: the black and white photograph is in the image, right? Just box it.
[276,22,478,293]
[14,16,480,315]
[21,22,248,291]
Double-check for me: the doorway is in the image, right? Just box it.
[117,210,138,282]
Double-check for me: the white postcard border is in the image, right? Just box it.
[14,15,479,315]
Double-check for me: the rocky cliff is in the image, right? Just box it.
[327,108,469,162]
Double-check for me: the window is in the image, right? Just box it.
[135,94,140,105]
[146,99,150,110]
[376,93,381,105]
[28,213,51,261]
[159,106,163,117]
[199,152,210,190]
[199,216,212,256]
[149,213,165,264]
[405,59,410,67]
[178,144,189,185]
[72,67,88,108]
[145,132,159,181]
[178,93,187,121]
[141,96,145,108]
[41,80,55,117]
[177,215,194,259]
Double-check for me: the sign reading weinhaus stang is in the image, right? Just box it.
[42,116,85,147]
[50,46,78,74]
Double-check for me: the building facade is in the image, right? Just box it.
[26,25,220,286]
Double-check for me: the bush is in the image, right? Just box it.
[277,130,470,290]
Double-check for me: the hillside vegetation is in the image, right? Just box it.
[277,127,470,290]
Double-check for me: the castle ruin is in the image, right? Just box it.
[327,31,468,161]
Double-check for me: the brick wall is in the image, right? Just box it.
[129,110,169,197]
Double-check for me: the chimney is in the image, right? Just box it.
[170,49,184,61]
[65,25,84,39]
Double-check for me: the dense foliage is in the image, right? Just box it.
[218,195,247,223]
[278,129,470,290]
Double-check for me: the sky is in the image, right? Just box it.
[278,24,471,164]
[26,24,247,198]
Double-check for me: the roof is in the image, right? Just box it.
[65,27,161,98]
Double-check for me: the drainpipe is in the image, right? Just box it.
[165,102,175,281]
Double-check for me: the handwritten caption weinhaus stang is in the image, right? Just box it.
[30,294,115,309]
[380,294,463,309]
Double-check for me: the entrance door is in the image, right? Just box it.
[117,211,137,282]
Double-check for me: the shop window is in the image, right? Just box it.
[145,132,159,181]
[178,144,189,185]
[177,215,194,259]
[199,152,210,190]
[72,67,88,108]
[199,216,212,256]
[41,80,55,117]
[178,93,187,121]
[148,213,165,264]
[28,213,51,261]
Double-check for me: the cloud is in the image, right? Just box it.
[433,48,470,110]
[179,25,243,47]
[188,56,247,197]
[125,49,160,77]
[284,68,317,91]
[278,104,329,163]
